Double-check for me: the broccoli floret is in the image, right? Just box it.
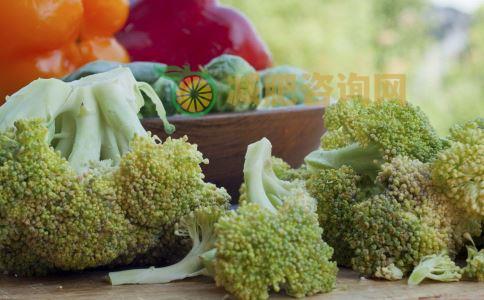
[227,138,337,298]
[305,98,445,178]
[109,138,337,299]
[0,120,136,273]
[407,252,462,285]
[212,202,337,299]
[348,157,455,279]
[305,166,362,267]
[256,95,295,109]
[432,119,483,218]
[462,234,484,282]
[0,68,229,275]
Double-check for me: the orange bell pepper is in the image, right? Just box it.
[81,0,129,38]
[0,0,130,103]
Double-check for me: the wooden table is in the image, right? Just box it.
[0,268,481,299]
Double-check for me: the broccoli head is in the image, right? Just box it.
[212,202,337,299]
[305,98,446,178]
[348,157,455,279]
[0,68,229,275]
[241,138,316,212]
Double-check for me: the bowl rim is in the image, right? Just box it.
[142,105,325,123]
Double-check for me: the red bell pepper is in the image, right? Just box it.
[117,0,272,70]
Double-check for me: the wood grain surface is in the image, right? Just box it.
[143,106,326,200]
[0,268,481,300]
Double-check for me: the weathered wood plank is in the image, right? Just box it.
[0,269,481,300]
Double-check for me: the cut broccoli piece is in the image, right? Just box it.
[408,253,461,285]
[305,98,446,178]
[259,65,323,105]
[348,157,456,279]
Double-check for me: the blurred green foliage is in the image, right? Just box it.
[221,0,484,134]
[432,6,484,133]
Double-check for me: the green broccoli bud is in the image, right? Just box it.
[408,253,461,285]
[212,202,337,299]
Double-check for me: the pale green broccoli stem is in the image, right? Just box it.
[109,252,205,285]
[95,81,148,141]
[68,88,103,173]
[53,113,76,159]
[100,125,121,164]
[0,78,73,132]
[137,82,175,135]
[243,138,295,213]
[199,248,217,277]
[305,143,384,178]
[408,253,462,286]
[109,209,218,285]
[0,68,176,174]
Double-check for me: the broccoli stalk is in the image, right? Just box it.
[243,137,316,212]
[305,143,384,178]
[408,253,462,285]
[109,207,222,285]
[0,68,175,173]
[244,138,291,211]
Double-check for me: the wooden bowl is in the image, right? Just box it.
[142,106,325,201]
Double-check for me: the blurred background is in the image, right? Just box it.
[221,0,484,134]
